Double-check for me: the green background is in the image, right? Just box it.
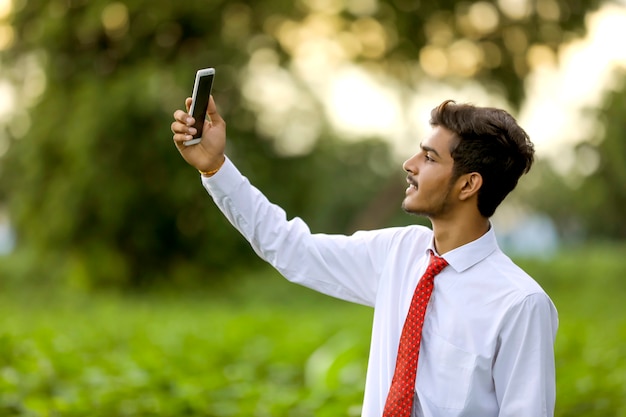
[1,0,625,415]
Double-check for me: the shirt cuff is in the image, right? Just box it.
[200,156,245,197]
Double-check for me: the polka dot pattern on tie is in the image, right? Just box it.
[382,251,448,417]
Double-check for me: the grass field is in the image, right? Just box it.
[1,244,625,416]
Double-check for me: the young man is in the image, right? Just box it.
[171,96,558,417]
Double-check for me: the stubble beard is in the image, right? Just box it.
[402,179,455,219]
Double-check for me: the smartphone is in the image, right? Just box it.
[184,67,215,146]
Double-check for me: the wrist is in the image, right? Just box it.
[199,155,226,177]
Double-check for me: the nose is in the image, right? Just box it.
[403,153,419,174]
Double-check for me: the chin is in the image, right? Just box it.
[402,200,420,215]
[401,198,410,212]
[402,199,432,217]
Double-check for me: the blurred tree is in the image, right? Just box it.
[528,69,626,241]
[0,0,608,287]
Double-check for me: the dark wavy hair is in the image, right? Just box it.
[430,100,535,217]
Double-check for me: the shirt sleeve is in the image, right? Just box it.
[201,157,397,307]
[493,292,559,417]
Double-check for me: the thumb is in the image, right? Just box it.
[206,95,224,126]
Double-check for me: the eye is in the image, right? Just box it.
[424,153,434,162]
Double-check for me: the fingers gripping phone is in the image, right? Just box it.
[184,67,215,146]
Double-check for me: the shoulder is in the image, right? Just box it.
[342,225,433,262]
[487,253,559,333]
[485,250,545,294]
[485,251,557,321]
[352,224,433,247]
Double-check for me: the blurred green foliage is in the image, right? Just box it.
[0,269,371,417]
[0,0,607,288]
[526,70,626,241]
[1,244,625,416]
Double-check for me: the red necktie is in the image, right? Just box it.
[383,251,448,417]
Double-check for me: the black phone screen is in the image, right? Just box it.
[190,72,214,139]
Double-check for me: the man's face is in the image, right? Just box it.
[401,126,457,218]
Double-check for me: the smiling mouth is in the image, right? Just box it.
[405,182,418,195]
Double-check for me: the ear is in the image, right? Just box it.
[457,172,482,201]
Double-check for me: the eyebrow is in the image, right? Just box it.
[420,143,441,158]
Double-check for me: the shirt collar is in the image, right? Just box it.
[426,224,499,273]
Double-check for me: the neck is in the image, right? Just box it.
[430,215,490,255]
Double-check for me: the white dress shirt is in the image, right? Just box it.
[202,157,558,417]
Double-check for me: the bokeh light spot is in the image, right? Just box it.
[468,2,500,35]
[101,2,129,39]
[419,45,448,78]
